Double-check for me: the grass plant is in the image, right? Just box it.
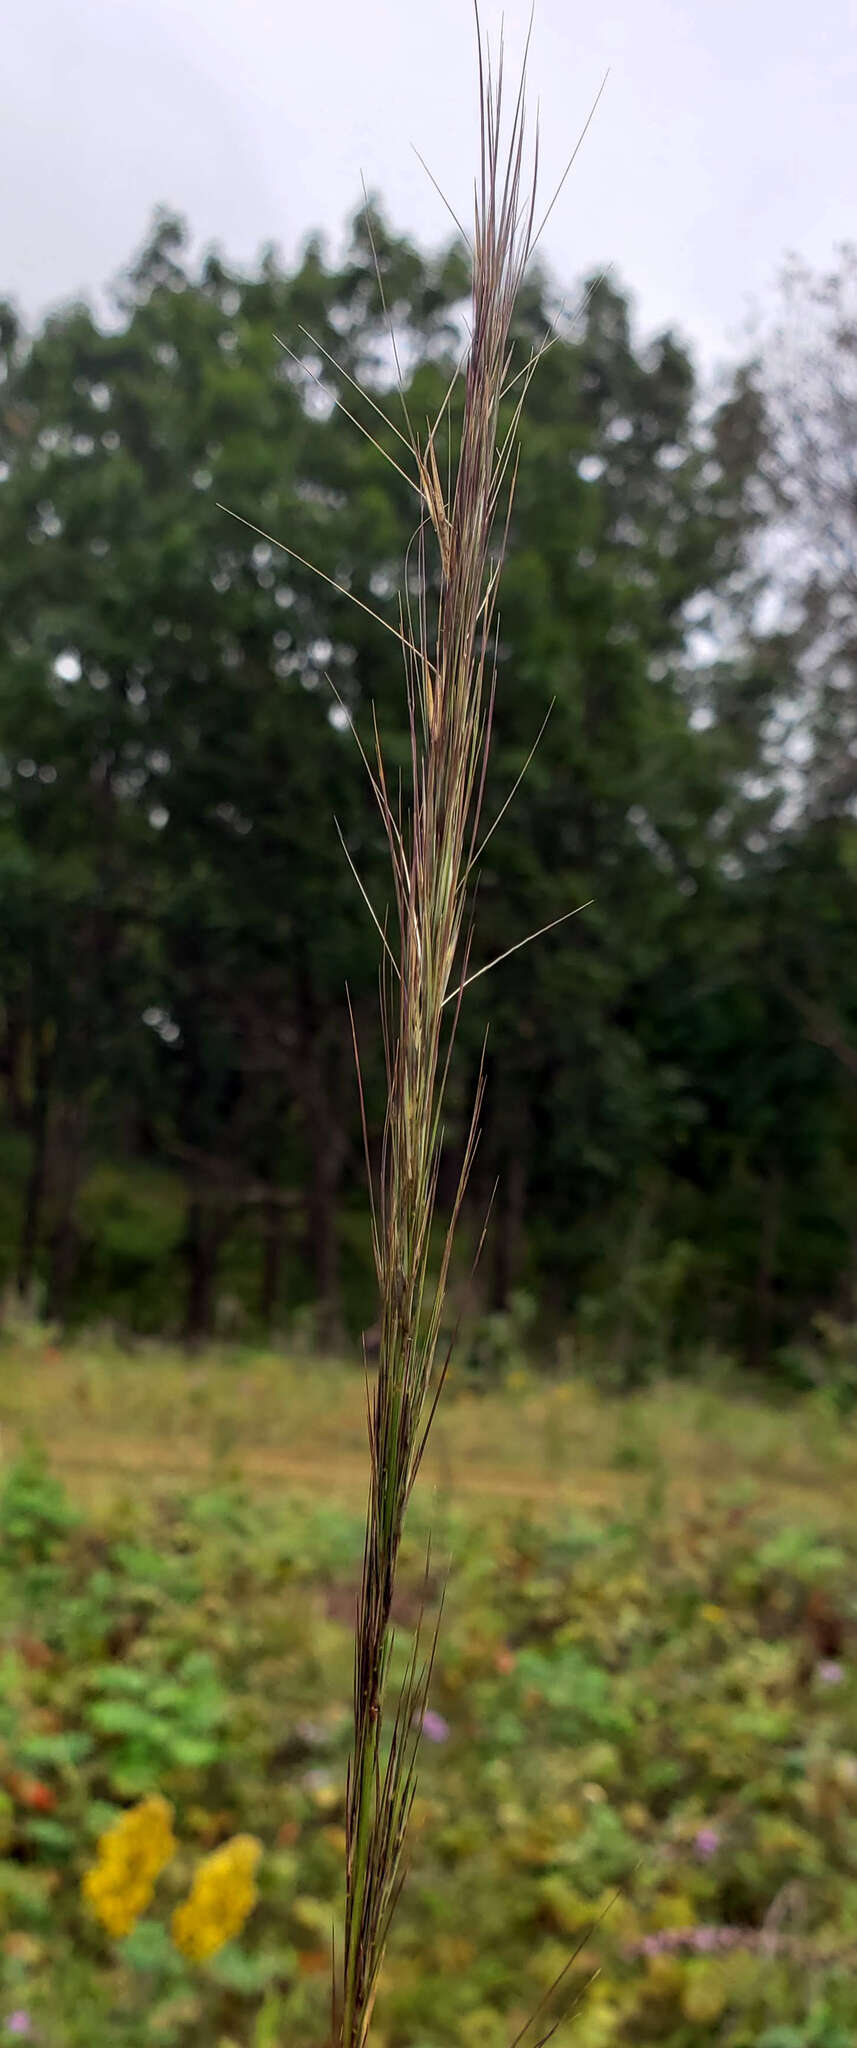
[329,25,556,2046]
[220,14,597,2036]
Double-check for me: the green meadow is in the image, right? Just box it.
[2,1339,857,2048]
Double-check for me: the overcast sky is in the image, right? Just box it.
[5,0,855,377]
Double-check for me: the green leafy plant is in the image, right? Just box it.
[0,1443,79,1607]
[85,1653,226,1796]
[3,1421,857,2043]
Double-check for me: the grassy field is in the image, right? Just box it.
[2,1335,857,2047]
[4,1329,857,1522]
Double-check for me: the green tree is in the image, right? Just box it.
[4,209,846,1365]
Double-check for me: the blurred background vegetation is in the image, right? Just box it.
[5,1349,857,2046]
[0,212,856,1388]
[3,192,857,2048]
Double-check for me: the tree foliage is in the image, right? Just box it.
[0,217,854,1371]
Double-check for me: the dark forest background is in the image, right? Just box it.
[1,212,856,1378]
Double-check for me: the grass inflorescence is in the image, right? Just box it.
[337,25,549,2048]
[220,15,590,2039]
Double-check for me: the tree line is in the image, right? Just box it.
[1,210,855,1373]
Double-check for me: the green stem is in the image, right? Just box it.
[342,1728,376,2048]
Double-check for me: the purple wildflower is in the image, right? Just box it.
[694,1825,720,1858]
[295,1717,329,1747]
[301,1767,334,1794]
[818,1659,845,1685]
[5,2019,32,2040]
[421,1709,450,1744]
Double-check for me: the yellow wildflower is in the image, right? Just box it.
[82,1795,176,1939]
[171,1834,262,1962]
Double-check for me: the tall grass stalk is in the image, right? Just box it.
[226,19,561,2041]
[338,28,547,2048]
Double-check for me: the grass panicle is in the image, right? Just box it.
[224,16,559,2042]
[339,20,545,2048]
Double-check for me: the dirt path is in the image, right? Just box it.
[4,1345,856,1528]
[6,1424,625,1511]
[5,1419,853,1530]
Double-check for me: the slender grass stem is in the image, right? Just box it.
[336,20,545,2044]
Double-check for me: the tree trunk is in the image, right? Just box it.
[183,1195,225,1347]
[18,1032,52,1299]
[2,1001,28,1130]
[306,1125,345,1351]
[259,1194,284,1328]
[294,974,348,1352]
[492,1144,527,1310]
[751,1170,782,1368]
[45,1100,88,1323]
[613,1182,657,1387]
[487,1069,530,1312]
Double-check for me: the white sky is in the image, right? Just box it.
[5,0,856,377]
